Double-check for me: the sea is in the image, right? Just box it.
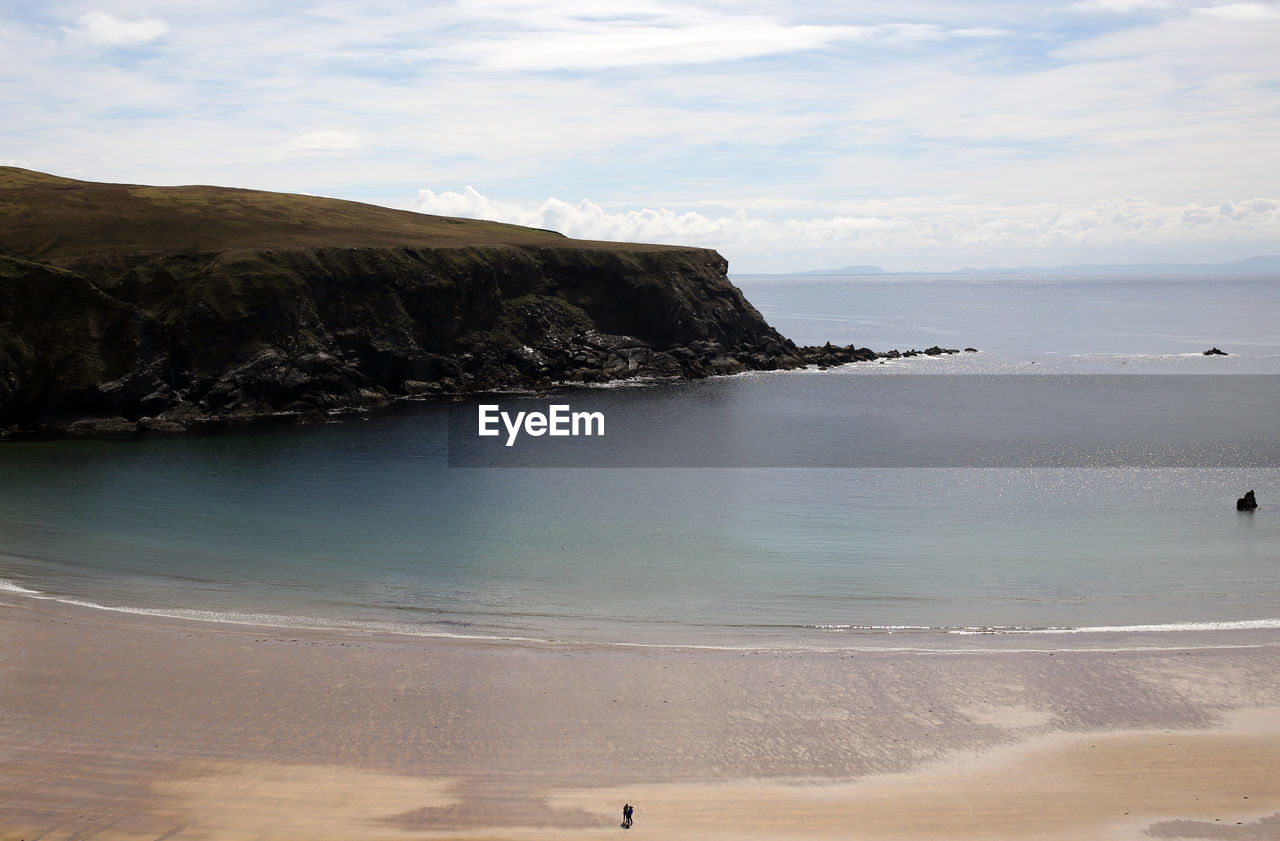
[2,272,1278,651]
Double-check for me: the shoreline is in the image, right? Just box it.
[6,578,1280,654]
[3,594,1279,840]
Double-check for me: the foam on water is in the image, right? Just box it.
[806,619,1280,636]
[1036,618,1280,634]
[0,576,559,643]
[0,578,41,595]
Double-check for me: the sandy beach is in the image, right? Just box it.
[2,595,1278,841]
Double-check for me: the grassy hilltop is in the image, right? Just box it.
[0,169,799,436]
[0,167,684,260]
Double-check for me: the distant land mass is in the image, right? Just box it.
[949,255,1280,275]
[789,255,1280,276]
[1,168,821,437]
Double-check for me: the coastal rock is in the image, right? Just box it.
[797,342,878,367]
[0,246,809,435]
[62,416,142,436]
[1237,490,1258,511]
[0,168,976,437]
[1203,347,1228,356]
[791,343,974,368]
[0,169,819,435]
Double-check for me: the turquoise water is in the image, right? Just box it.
[2,274,1278,649]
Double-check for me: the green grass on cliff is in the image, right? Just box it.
[0,168,684,262]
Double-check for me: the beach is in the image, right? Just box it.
[2,595,1278,840]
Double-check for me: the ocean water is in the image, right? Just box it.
[2,273,1278,650]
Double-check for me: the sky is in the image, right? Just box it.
[3,0,1279,273]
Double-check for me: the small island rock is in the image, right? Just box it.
[1204,347,1228,356]
[1237,490,1258,511]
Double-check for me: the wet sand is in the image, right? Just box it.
[2,595,1279,840]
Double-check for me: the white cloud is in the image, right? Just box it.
[285,131,363,153]
[66,11,168,48]
[446,21,843,70]
[1195,2,1280,20]
[951,27,1016,38]
[1071,0,1280,18]
[410,188,1280,272]
[1070,0,1179,12]
[434,4,1009,71]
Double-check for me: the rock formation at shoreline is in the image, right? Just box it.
[0,168,968,437]
[0,169,802,436]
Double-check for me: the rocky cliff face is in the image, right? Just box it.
[0,244,802,435]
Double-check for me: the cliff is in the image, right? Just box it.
[0,168,802,435]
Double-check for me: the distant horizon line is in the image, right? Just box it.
[738,254,1280,278]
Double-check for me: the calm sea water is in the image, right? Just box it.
[2,273,1278,650]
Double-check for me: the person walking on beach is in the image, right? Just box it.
[622,803,633,828]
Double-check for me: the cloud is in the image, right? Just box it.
[412,187,751,244]
[1070,0,1179,12]
[1071,0,1280,18]
[1041,196,1280,243]
[409,188,1280,272]
[7,1,1277,271]
[447,22,842,70]
[66,11,168,48]
[1195,2,1280,20]
[434,4,1009,71]
[285,131,363,153]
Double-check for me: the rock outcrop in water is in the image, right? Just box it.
[1,168,816,436]
[1237,490,1258,511]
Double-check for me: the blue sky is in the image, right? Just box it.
[3,0,1279,271]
